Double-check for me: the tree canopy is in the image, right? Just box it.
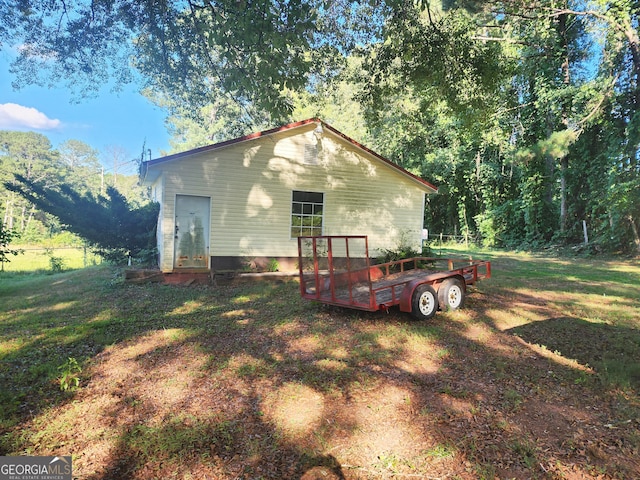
[2,0,320,122]
[2,0,639,253]
[1,130,154,260]
[5,174,158,261]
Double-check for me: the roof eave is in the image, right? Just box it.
[142,118,439,194]
[143,118,321,168]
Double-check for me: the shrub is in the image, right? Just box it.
[376,231,431,264]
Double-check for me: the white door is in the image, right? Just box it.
[174,195,210,269]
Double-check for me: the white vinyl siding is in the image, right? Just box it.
[149,175,166,269]
[149,123,433,271]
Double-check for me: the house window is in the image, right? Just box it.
[291,190,324,237]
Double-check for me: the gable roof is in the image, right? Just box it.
[140,118,438,193]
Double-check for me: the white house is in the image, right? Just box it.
[139,118,438,273]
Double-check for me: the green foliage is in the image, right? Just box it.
[58,357,82,392]
[0,131,64,240]
[2,0,640,255]
[291,56,372,143]
[1,132,148,250]
[360,6,508,126]
[43,248,65,273]
[5,175,159,264]
[377,243,421,264]
[266,258,280,272]
[518,130,578,162]
[2,0,318,121]
[474,211,498,248]
[152,92,270,153]
[134,248,160,267]
[46,232,86,247]
[376,231,431,264]
[0,223,23,270]
[351,0,640,254]
[475,200,526,249]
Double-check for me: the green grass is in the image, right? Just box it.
[0,251,639,479]
[1,245,102,273]
[438,243,640,388]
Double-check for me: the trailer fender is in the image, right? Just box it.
[399,279,433,313]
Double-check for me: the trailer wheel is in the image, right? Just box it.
[411,284,438,321]
[438,278,465,311]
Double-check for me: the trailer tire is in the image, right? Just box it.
[438,278,465,311]
[411,284,438,321]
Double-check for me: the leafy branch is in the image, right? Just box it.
[0,223,24,271]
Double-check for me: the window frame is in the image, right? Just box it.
[290,190,325,238]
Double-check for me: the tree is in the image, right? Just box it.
[2,0,319,122]
[346,0,639,252]
[291,56,371,144]
[351,2,518,243]
[147,90,270,153]
[0,131,62,235]
[0,222,22,271]
[58,139,103,195]
[452,0,640,249]
[5,0,638,253]
[5,175,159,263]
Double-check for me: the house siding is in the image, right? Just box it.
[151,176,165,266]
[151,123,431,272]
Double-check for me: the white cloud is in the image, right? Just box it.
[0,103,61,130]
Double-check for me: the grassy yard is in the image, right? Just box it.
[0,249,639,479]
[1,246,102,273]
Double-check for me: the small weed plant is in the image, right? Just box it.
[43,248,65,273]
[58,357,82,392]
[266,258,280,272]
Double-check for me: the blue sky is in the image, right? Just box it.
[0,50,171,172]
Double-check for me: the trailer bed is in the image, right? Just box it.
[298,235,491,319]
[307,269,430,306]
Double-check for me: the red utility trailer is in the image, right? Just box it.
[297,235,491,320]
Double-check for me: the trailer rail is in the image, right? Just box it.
[297,235,491,320]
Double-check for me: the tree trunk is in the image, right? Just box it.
[559,10,571,233]
[545,112,556,207]
[24,206,35,234]
[5,196,15,229]
[560,156,568,232]
[3,198,9,226]
[20,204,27,232]
[621,17,640,109]
[475,150,482,202]
[628,215,640,253]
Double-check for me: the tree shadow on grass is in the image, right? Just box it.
[507,316,640,387]
[85,300,640,479]
[4,269,640,479]
[94,402,347,479]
